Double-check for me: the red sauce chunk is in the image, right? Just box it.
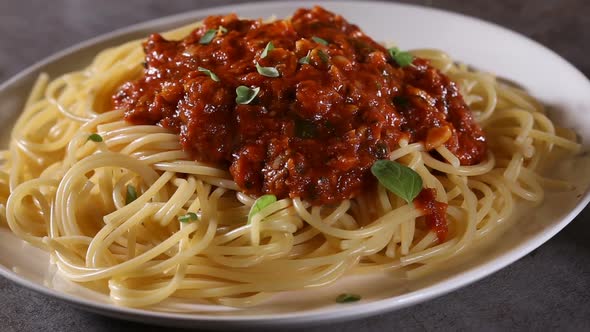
[113,6,486,208]
[414,188,449,241]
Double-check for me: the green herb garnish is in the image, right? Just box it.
[87,134,103,142]
[247,194,277,224]
[388,47,414,67]
[312,36,329,46]
[298,50,312,65]
[317,50,329,63]
[294,118,316,138]
[235,86,260,105]
[373,142,388,159]
[199,26,227,45]
[125,184,137,205]
[370,160,422,204]
[178,212,199,223]
[255,63,280,78]
[199,29,217,44]
[197,66,220,82]
[335,293,361,303]
[261,41,274,59]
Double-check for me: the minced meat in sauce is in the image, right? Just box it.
[113,6,486,226]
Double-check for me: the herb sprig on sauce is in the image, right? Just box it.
[312,36,329,45]
[388,47,414,67]
[298,50,312,65]
[197,67,220,82]
[256,63,280,78]
[261,41,274,58]
[235,86,260,104]
[248,195,277,224]
[199,26,228,45]
[371,160,422,203]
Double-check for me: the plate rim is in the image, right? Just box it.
[1,0,589,327]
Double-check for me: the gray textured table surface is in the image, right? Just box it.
[1,0,589,331]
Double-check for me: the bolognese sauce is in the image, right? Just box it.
[113,5,486,217]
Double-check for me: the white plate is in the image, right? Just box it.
[1,1,589,329]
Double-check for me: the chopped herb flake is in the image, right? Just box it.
[248,195,277,224]
[235,86,260,105]
[261,41,274,59]
[255,62,280,77]
[374,142,389,159]
[197,66,220,82]
[125,185,137,205]
[87,134,103,142]
[312,36,329,45]
[336,293,361,303]
[294,118,317,139]
[298,50,312,65]
[317,50,329,63]
[199,29,217,44]
[178,212,199,223]
[388,47,414,67]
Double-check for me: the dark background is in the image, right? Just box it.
[1,1,589,331]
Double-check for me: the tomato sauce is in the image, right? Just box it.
[113,5,486,232]
[414,188,449,241]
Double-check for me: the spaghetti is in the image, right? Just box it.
[0,7,581,309]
